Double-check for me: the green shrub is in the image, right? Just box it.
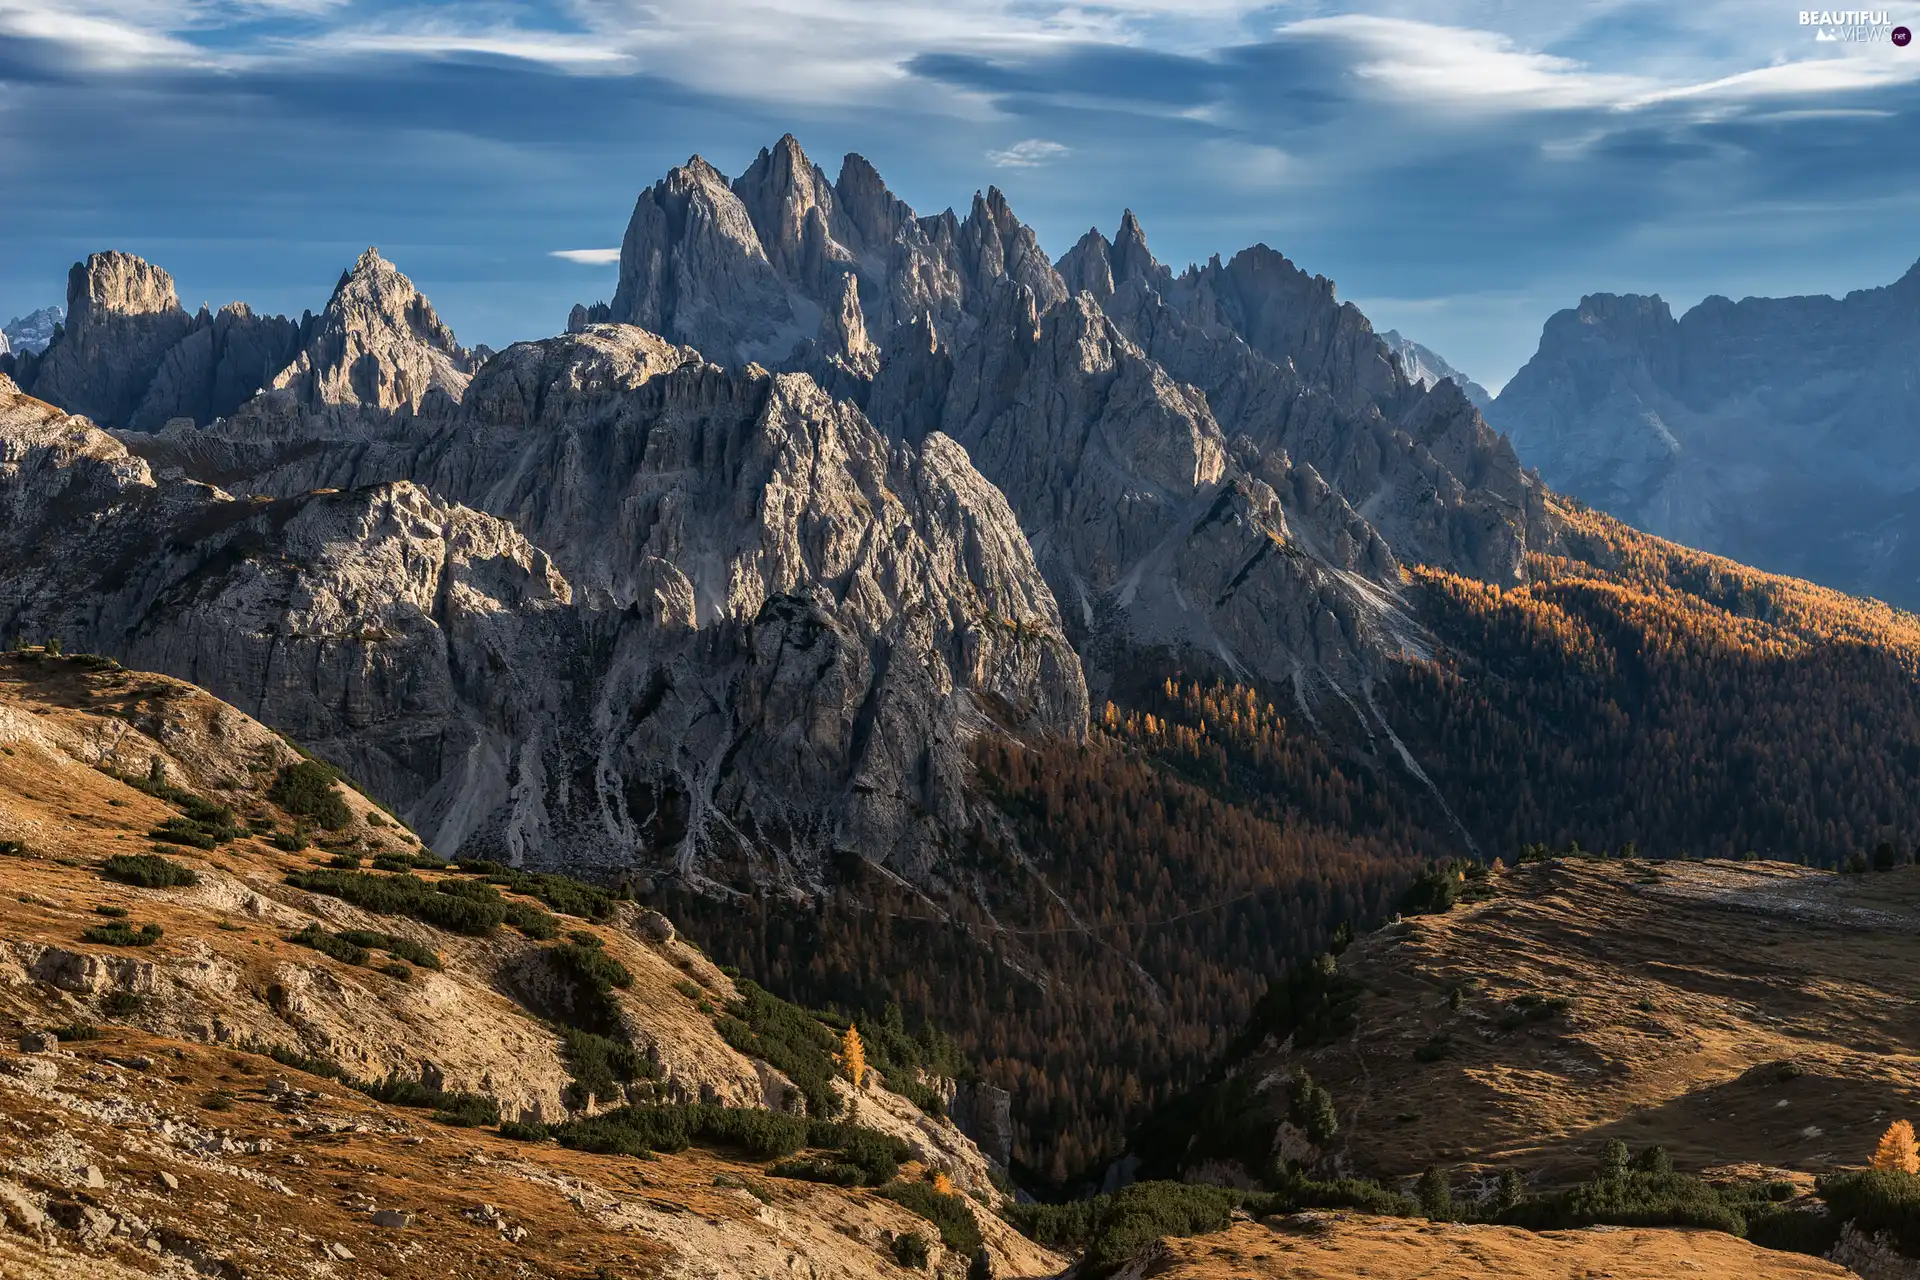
[101,853,198,888]
[104,992,145,1019]
[504,900,559,940]
[1817,1170,1920,1256]
[378,961,412,981]
[53,1023,101,1042]
[1417,1166,1453,1221]
[271,829,309,852]
[562,1028,654,1109]
[246,1041,347,1081]
[805,1120,910,1185]
[1398,862,1464,915]
[329,853,363,869]
[499,1119,549,1141]
[891,1232,930,1270]
[1080,1183,1237,1276]
[337,930,442,970]
[1414,1034,1453,1063]
[431,1092,502,1127]
[499,1119,550,1142]
[93,904,129,918]
[878,1181,983,1254]
[1254,1173,1416,1217]
[769,1158,864,1185]
[1503,1168,1746,1235]
[271,761,351,830]
[284,869,503,935]
[83,921,163,946]
[287,925,371,966]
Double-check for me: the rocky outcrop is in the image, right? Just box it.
[269,248,473,412]
[0,346,1086,881]
[1380,329,1492,414]
[8,255,302,431]
[1828,1222,1920,1279]
[1490,262,1920,607]
[11,253,198,427]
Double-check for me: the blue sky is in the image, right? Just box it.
[2,1,1918,389]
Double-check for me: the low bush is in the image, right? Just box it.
[498,1119,550,1142]
[93,904,129,918]
[378,961,412,981]
[83,921,163,946]
[1496,994,1569,1032]
[891,1232,930,1269]
[270,829,309,852]
[879,1181,984,1254]
[104,992,145,1019]
[1817,1170,1920,1256]
[287,925,371,966]
[431,1092,502,1127]
[53,1024,101,1042]
[715,980,844,1119]
[504,901,559,940]
[562,1028,654,1109]
[270,761,351,829]
[283,869,504,935]
[768,1157,864,1185]
[101,853,199,888]
[337,930,442,970]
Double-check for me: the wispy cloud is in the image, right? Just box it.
[550,247,620,264]
[987,137,1069,167]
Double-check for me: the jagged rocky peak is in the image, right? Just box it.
[1055,209,1170,303]
[270,246,473,412]
[594,136,1068,368]
[1379,330,1493,415]
[67,249,184,326]
[731,133,851,293]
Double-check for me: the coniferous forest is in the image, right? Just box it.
[668,501,1920,1186]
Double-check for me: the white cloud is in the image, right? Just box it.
[1274,13,1920,117]
[318,27,629,69]
[987,138,1070,167]
[550,247,621,264]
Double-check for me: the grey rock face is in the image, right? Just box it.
[1379,330,1492,414]
[1490,263,1920,606]
[0,342,1085,880]
[271,248,473,412]
[7,135,1554,882]
[9,254,302,431]
[16,252,197,427]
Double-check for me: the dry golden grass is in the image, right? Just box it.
[1264,856,1920,1184]
[1130,1216,1850,1279]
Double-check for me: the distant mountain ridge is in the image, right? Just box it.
[1488,260,1920,607]
[1,304,61,356]
[1379,328,1493,414]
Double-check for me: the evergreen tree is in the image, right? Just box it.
[1493,1168,1523,1214]
[967,1247,995,1280]
[1416,1166,1452,1221]
[1598,1139,1630,1180]
[1631,1144,1672,1175]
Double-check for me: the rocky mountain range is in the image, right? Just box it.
[16,134,1920,1185]
[1488,261,1920,608]
[0,306,61,357]
[0,134,1548,887]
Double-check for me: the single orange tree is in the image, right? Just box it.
[930,1172,956,1196]
[1871,1120,1920,1173]
[841,1024,867,1090]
